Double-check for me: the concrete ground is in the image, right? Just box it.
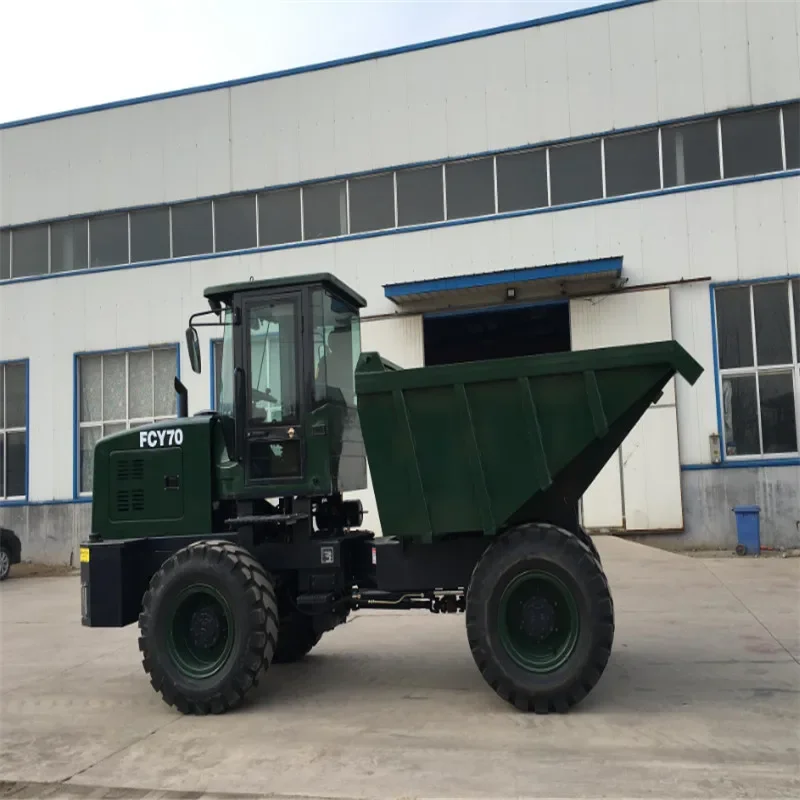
[0,537,798,800]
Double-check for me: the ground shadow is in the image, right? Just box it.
[246,632,800,717]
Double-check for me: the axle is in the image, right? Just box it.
[351,589,466,614]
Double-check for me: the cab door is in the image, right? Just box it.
[240,291,305,486]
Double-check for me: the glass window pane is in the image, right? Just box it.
[721,375,759,456]
[12,224,49,277]
[716,286,754,369]
[753,282,792,366]
[5,430,26,497]
[51,219,88,272]
[349,173,395,233]
[258,188,301,246]
[0,435,3,496]
[784,103,799,170]
[130,207,170,263]
[213,340,224,409]
[79,356,102,422]
[722,108,782,178]
[759,373,798,454]
[90,213,128,268]
[1,230,12,279]
[4,362,26,428]
[0,368,4,427]
[396,165,444,226]
[793,279,800,355]
[662,119,720,187]
[604,129,660,197]
[445,157,495,220]
[103,422,127,437]
[214,195,257,253]
[496,149,547,212]
[303,181,347,240]
[102,353,126,421]
[80,426,101,493]
[549,139,602,205]
[249,301,298,423]
[128,350,153,419]
[312,289,359,408]
[172,201,212,257]
[153,348,177,418]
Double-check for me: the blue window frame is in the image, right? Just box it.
[0,359,29,502]
[74,344,179,496]
[2,100,798,286]
[713,277,800,461]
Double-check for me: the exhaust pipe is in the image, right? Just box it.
[174,377,189,418]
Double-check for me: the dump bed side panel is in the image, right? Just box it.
[355,342,701,542]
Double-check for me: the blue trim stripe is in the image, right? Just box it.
[3,170,797,291]
[0,357,30,506]
[0,0,653,131]
[709,283,725,466]
[682,459,800,471]
[72,343,180,500]
[710,272,800,289]
[385,257,622,298]
[72,353,78,501]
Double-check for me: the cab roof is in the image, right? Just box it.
[203,272,367,310]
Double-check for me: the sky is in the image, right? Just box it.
[0,0,602,124]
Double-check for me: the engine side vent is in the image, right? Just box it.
[131,490,145,512]
[117,458,145,483]
[116,490,131,513]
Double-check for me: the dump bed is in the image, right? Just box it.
[355,341,702,542]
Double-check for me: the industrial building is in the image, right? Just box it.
[1,0,798,564]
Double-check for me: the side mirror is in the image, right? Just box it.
[186,327,201,374]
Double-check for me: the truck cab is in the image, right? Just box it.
[192,272,369,503]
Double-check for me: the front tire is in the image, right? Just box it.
[466,523,614,713]
[138,539,278,714]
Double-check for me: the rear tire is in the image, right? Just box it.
[138,539,278,715]
[466,523,614,713]
[273,611,323,663]
[574,526,602,565]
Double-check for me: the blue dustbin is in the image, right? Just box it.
[733,505,761,555]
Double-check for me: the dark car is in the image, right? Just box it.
[0,528,22,581]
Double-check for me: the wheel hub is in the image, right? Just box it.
[167,584,234,679]
[520,596,556,640]
[189,605,223,650]
[497,570,580,674]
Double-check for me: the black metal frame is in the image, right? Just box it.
[80,529,492,629]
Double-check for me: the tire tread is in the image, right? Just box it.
[466,522,615,714]
[138,539,278,715]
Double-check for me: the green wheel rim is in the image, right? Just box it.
[167,584,235,680]
[497,570,580,674]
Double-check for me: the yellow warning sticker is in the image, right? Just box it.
[79,547,90,563]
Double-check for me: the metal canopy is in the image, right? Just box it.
[383,257,624,311]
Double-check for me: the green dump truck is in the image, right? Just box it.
[79,272,703,715]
